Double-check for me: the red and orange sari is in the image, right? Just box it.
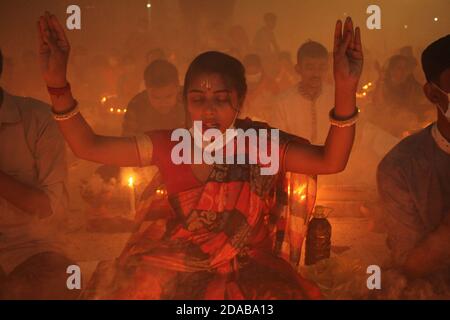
[83,119,321,299]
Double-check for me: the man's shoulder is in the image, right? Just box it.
[10,94,52,121]
[127,91,148,110]
[378,126,433,174]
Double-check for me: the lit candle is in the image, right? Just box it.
[146,3,152,31]
[128,176,136,217]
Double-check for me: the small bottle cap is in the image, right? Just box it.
[313,205,328,218]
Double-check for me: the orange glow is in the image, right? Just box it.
[293,184,306,196]
[128,176,134,188]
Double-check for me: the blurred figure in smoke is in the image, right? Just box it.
[275,51,299,93]
[122,59,185,137]
[228,25,251,60]
[202,21,231,53]
[371,54,431,137]
[0,49,78,300]
[376,35,450,298]
[272,40,333,145]
[253,12,280,77]
[239,53,279,122]
[145,48,166,66]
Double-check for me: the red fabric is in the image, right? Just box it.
[83,119,321,300]
[146,130,202,195]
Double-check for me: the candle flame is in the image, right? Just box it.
[293,184,306,195]
[128,176,134,187]
[101,96,107,104]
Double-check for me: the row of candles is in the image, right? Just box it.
[101,96,127,114]
[356,81,373,99]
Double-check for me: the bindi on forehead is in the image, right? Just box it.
[189,73,231,93]
[201,79,213,90]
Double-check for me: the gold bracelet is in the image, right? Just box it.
[329,107,360,128]
[52,100,80,121]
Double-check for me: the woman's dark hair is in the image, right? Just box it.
[183,51,247,107]
[421,34,450,83]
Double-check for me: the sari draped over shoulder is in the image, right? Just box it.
[83,118,321,300]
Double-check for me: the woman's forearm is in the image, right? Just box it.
[49,89,141,166]
[322,85,357,171]
[49,89,101,160]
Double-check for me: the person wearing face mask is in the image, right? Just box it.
[376,35,450,295]
[239,54,279,122]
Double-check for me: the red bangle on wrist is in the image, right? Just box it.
[47,82,71,97]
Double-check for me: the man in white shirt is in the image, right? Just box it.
[271,41,333,145]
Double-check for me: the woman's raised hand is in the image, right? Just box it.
[333,17,364,90]
[37,12,70,88]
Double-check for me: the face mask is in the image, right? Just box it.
[246,72,263,85]
[189,109,239,151]
[432,82,450,120]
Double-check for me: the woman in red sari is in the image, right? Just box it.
[37,13,363,299]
